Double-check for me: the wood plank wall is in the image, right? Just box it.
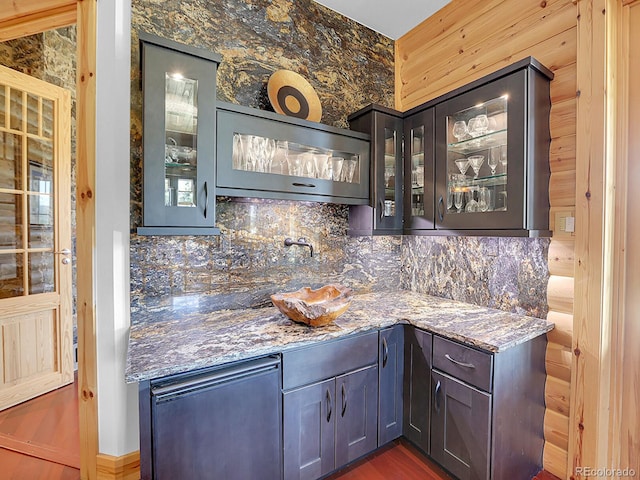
[395,1,577,477]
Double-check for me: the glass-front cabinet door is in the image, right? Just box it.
[217,102,369,204]
[403,107,435,231]
[347,105,403,235]
[435,69,530,231]
[138,33,221,235]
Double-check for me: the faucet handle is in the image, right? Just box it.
[297,237,306,243]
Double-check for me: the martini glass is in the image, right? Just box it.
[455,158,470,176]
[468,155,484,179]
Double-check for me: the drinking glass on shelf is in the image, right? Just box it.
[288,152,303,176]
[499,144,508,173]
[264,138,276,173]
[331,156,344,181]
[232,133,244,169]
[488,146,500,175]
[467,155,484,179]
[301,152,316,178]
[452,121,468,142]
[454,190,464,213]
[465,188,479,212]
[478,187,492,212]
[343,156,357,183]
[455,158,470,175]
[473,114,489,136]
[314,152,331,180]
[467,117,479,137]
[271,141,289,175]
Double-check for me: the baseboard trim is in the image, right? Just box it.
[96,451,140,480]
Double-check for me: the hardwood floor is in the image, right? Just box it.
[0,375,80,480]
[327,440,454,480]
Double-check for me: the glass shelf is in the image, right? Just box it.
[447,129,507,155]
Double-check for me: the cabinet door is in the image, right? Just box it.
[403,107,435,231]
[434,69,527,231]
[373,112,404,232]
[431,370,491,480]
[378,325,404,445]
[150,359,281,480]
[335,365,379,468]
[402,326,432,453]
[139,36,219,234]
[283,379,336,480]
[217,105,369,203]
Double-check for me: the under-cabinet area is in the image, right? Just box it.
[129,292,553,480]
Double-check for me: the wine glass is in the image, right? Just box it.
[465,188,479,212]
[478,187,492,212]
[264,138,276,173]
[488,146,499,175]
[455,158,470,175]
[467,155,484,179]
[467,117,479,137]
[454,190,464,213]
[452,121,468,142]
[499,144,508,173]
[473,114,489,136]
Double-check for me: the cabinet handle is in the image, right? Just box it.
[203,181,209,219]
[437,195,444,222]
[326,388,332,422]
[341,383,347,417]
[292,182,316,188]
[382,337,389,368]
[379,200,384,220]
[445,353,476,369]
[434,380,441,413]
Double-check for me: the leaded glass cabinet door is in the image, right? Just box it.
[0,64,73,410]
[138,33,221,235]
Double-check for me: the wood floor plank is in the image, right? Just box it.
[0,431,80,468]
[0,447,80,480]
[327,440,454,480]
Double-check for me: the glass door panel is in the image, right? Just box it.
[409,125,425,218]
[231,133,361,185]
[164,74,198,209]
[382,127,397,218]
[446,96,508,216]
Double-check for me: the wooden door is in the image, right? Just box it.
[0,64,72,410]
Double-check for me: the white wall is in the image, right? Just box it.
[95,0,139,455]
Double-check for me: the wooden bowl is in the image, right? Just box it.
[271,285,353,327]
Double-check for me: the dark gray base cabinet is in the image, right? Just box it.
[139,356,282,480]
[430,335,547,480]
[378,325,404,445]
[282,332,379,480]
[403,326,433,454]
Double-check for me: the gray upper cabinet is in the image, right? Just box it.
[137,33,222,235]
[216,102,370,204]
[433,59,553,236]
[348,105,404,235]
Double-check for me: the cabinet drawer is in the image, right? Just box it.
[432,336,493,393]
[282,331,378,390]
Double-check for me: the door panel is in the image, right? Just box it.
[0,64,72,410]
[335,365,378,467]
[283,378,335,480]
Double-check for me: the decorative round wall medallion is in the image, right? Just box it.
[267,70,322,122]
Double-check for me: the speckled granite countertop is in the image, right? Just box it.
[126,291,553,383]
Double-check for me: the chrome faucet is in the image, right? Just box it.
[284,237,314,257]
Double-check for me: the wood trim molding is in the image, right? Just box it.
[0,3,76,42]
[96,452,140,480]
[76,0,99,479]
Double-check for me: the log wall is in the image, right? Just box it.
[395,1,577,477]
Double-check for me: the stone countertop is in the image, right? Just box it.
[125,291,554,383]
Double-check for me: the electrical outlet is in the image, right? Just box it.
[554,211,575,235]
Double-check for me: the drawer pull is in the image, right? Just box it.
[326,388,332,422]
[445,354,476,369]
[292,182,316,188]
